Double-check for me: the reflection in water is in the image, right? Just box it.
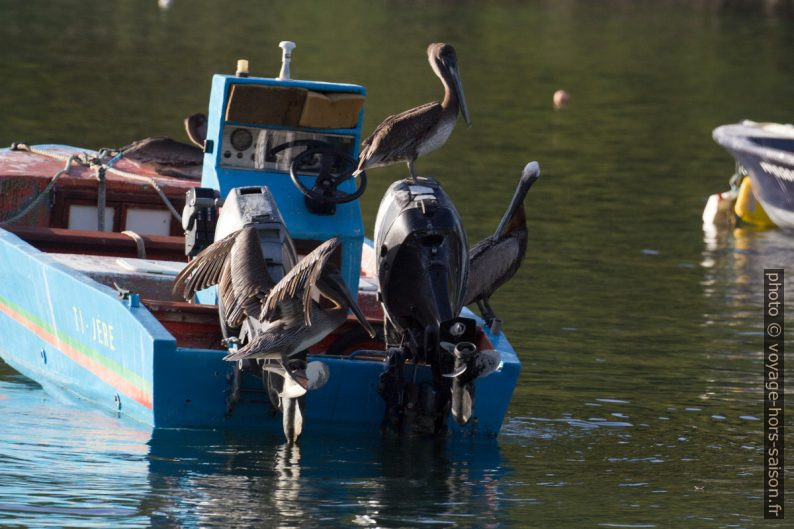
[702,224,794,323]
[272,443,304,527]
[145,429,507,528]
[701,225,793,410]
[0,363,151,528]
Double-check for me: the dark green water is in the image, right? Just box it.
[1,1,792,527]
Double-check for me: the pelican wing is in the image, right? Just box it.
[172,228,240,300]
[218,258,235,321]
[261,237,341,325]
[358,102,442,168]
[225,226,274,325]
[223,322,290,362]
[464,236,521,306]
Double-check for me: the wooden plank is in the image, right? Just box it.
[4,225,186,261]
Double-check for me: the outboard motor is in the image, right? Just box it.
[215,186,297,283]
[375,177,480,433]
[182,187,221,257]
[375,177,469,343]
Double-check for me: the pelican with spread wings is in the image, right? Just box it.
[225,237,376,442]
[174,233,374,441]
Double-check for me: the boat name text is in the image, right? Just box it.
[760,161,794,183]
[71,306,116,351]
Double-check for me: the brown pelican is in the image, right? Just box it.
[354,43,471,182]
[223,237,376,442]
[173,225,277,328]
[464,161,540,326]
[119,136,202,179]
[184,113,208,148]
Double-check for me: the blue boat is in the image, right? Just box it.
[0,45,521,438]
[713,121,794,229]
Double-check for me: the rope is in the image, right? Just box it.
[103,150,124,168]
[121,230,146,259]
[729,162,746,191]
[101,160,183,223]
[0,148,77,226]
[1,143,182,226]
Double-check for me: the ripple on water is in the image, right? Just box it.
[598,525,657,528]
[1,4,793,527]
[0,369,150,529]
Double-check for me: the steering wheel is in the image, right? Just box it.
[269,140,366,204]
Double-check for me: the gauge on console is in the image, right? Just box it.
[230,128,253,151]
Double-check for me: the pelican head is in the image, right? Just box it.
[184,113,208,148]
[494,161,540,239]
[427,43,471,127]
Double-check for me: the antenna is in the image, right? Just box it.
[278,41,296,80]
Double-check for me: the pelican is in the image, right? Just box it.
[172,225,281,329]
[354,43,471,182]
[118,136,202,179]
[184,113,207,148]
[464,161,540,326]
[224,237,377,442]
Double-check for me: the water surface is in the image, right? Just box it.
[1,1,793,527]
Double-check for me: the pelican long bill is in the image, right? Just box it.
[448,61,471,127]
[319,274,376,339]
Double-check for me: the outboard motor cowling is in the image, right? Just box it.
[374,177,469,343]
[182,187,221,257]
[215,186,297,286]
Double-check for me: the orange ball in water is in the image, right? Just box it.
[553,89,570,109]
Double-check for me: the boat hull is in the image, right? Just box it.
[0,228,520,436]
[713,122,794,228]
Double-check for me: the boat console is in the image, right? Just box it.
[197,57,367,295]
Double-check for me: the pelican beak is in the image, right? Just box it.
[448,62,471,127]
[493,161,540,239]
[325,274,377,338]
[450,383,473,425]
[281,396,304,443]
[347,295,377,339]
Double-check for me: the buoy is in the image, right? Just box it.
[702,189,737,225]
[553,89,570,109]
[734,177,776,229]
